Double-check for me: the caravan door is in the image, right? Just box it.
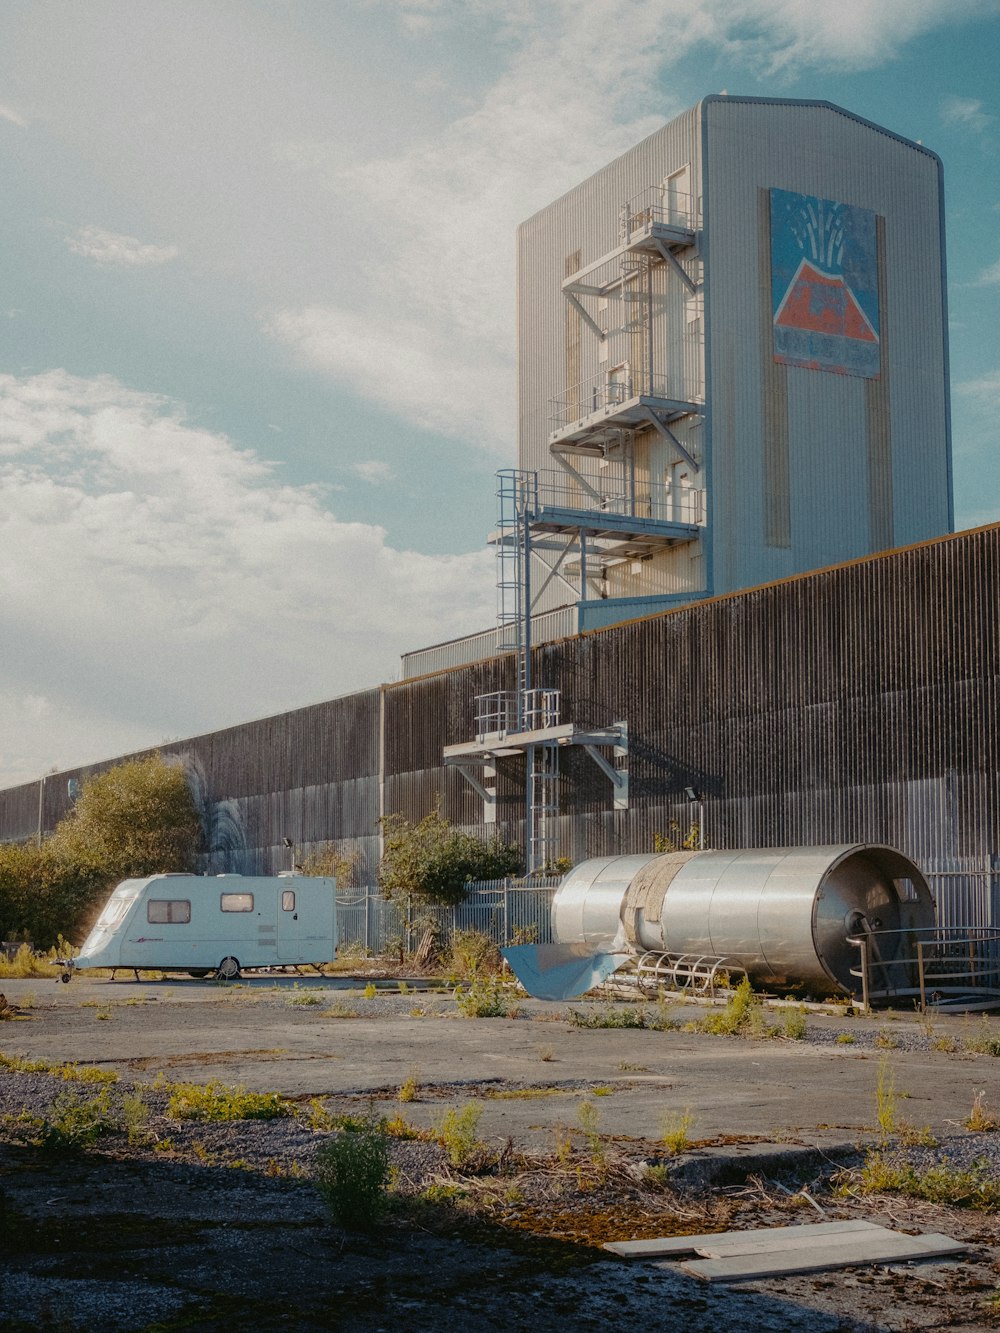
[275,878,336,964]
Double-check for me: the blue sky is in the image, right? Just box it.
[2,0,1000,788]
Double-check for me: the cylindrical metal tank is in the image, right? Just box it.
[551,845,934,994]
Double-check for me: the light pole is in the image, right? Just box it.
[684,786,704,850]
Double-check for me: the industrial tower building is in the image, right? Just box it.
[513,93,952,636]
[429,96,955,870]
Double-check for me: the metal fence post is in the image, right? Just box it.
[503,879,509,946]
[917,941,926,1013]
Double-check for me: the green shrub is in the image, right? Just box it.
[852,1152,1000,1210]
[434,1103,484,1167]
[165,1080,291,1122]
[449,929,502,980]
[568,1005,648,1029]
[315,1111,392,1228]
[660,1108,694,1156]
[11,1088,115,1151]
[455,976,520,1018]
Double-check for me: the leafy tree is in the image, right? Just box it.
[297,842,359,887]
[0,754,202,947]
[377,806,522,907]
[48,754,201,883]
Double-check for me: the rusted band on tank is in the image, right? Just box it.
[621,851,699,949]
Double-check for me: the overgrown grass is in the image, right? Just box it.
[569,1005,649,1030]
[964,1017,1000,1057]
[966,1089,1000,1132]
[660,1107,694,1156]
[449,928,502,980]
[0,1051,118,1083]
[454,976,520,1019]
[164,1079,292,1122]
[848,1153,1000,1210]
[434,1102,484,1166]
[0,939,75,979]
[4,1088,115,1151]
[314,1110,392,1228]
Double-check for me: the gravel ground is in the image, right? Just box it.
[4,985,1000,1330]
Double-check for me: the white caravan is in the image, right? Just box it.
[63,873,336,981]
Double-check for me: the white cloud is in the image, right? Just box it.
[0,101,26,127]
[975,256,1000,285]
[0,371,494,786]
[269,0,992,447]
[352,460,393,484]
[941,95,993,134]
[956,369,1000,407]
[65,226,179,268]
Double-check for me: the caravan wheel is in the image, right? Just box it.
[216,956,241,981]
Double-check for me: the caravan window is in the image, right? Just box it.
[282,891,295,912]
[147,899,191,925]
[221,893,254,913]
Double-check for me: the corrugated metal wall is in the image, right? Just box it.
[1,525,997,926]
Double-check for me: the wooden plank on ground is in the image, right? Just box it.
[604,1220,881,1259]
[677,1232,969,1283]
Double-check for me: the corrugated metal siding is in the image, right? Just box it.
[2,526,998,928]
[705,98,950,597]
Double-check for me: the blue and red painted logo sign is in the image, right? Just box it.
[770,188,880,379]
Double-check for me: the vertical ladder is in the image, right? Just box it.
[527,742,560,873]
[496,469,537,728]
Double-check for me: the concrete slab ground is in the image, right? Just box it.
[1,974,993,1158]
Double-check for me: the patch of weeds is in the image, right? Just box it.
[781,1006,808,1040]
[94,1006,112,1022]
[0,1052,117,1084]
[617,1061,649,1072]
[694,979,772,1039]
[933,1035,958,1053]
[875,1054,898,1137]
[121,1089,153,1146]
[836,1032,856,1045]
[302,1098,338,1131]
[8,1088,115,1151]
[643,1163,671,1187]
[577,1100,603,1164]
[166,1080,292,1122]
[568,1004,647,1029]
[660,1107,694,1156]
[449,928,502,980]
[455,976,520,1019]
[485,1086,561,1101]
[289,992,323,1006]
[363,982,377,1000]
[966,1089,1000,1132]
[848,1152,1000,1210]
[397,981,411,995]
[592,1085,613,1097]
[874,1029,898,1049]
[322,1003,360,1019]
[398,1074,420,1103]
[435,1102,484,1167]
[383,1112,425,1141]
[536,1044,556,1062]
[314,1111,393,1229]
[964,1017,1000,1057]
[0,943,63,979]
[554,1124,573,1164]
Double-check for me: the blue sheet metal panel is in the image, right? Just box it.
[703,98,950,597]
